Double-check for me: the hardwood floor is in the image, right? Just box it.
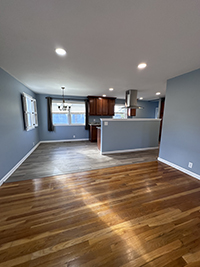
[7,141,158,183]
[1,161,200,266]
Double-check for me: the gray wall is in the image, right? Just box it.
[36,94,89,141]
[159,68,200,176]
[116,98,159,118]
[101,119,160,153]
[136,100,159,118]
[0,68,39,182]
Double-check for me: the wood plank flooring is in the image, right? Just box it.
[7,141,158,183]
[1,161,200,266]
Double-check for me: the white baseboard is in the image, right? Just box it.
[0,142,40,186]
[40,138,89,143]
[157,157,200,181]
[101,146,159,155]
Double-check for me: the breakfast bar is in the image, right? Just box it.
[99,118,161,154]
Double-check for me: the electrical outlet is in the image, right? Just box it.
[188,162,193,168]
[33,142,35,146]
[73,135,75,138]
[104,121,108,126]
[93,119,96,122]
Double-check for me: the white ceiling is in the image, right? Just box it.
[0,0,200,100]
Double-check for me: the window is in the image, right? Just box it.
[155,107,159,119]
[23,93,38,131]
[52,100,85,125]
[113,104,127,119]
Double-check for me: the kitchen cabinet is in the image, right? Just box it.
[102,98,109,115]
[96,98,103,115]
[90,125,99,142]
[127,108,136,117]
[108,98,115,116]
[97,127,101,150]
[88,96,116,116]
[88,97,96,115]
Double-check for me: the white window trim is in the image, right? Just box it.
[53,124,85,126]
[23,93,38,131]
[52,101,85,126]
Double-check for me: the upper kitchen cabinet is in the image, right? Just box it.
[88,96,116,116]
[127,108,136,117]
[96,98,103,115]
[108,98,115,116]
[88,97,97,115]
[102,98,108,115]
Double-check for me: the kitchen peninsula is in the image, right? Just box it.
[99,118,161,154]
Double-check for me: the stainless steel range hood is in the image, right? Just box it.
[125,89,143,109]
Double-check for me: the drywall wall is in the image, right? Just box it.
[0,68,39,182]
[36,94,89,141]
[136,100,159,118]
[101,119,160,153]
[159,68,200,176]
[116,98,159,118]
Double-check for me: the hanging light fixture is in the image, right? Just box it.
[58,87,68,111]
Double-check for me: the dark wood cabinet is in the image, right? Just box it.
[108,98,115,116]
[96,98,103,115]
[90,125,98,142]
[97,127,101,150]
[88,97,96,115]
[127,108,136,117]
[97,98,109,115]
[88,96,115,116]
[102,98,109,115]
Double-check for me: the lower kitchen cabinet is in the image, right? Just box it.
[97,127,101,150]
[90,125,99,142]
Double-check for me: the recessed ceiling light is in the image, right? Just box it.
[139,97,143,100]
[156,92,161,95]
[138,63,147,69]
[55,48,67,56]
[109,88,114,91]
[102,94,106,97]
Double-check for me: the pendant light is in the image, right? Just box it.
[58,87,68,111]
